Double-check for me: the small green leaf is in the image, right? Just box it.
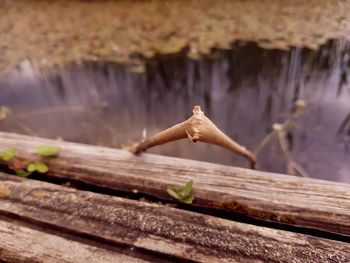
[0,148,16,161]
[36,162,49,173]
[178,180,193,199]
[166,180,194,203]
[15,169,32,177]
[27,162,49,173]
[37,146,60,157]
[182,195,194,204]
[166,187,181,200]
[27,162,37,172]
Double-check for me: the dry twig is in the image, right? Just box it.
[129,106,256,168]
[254,100,309,177]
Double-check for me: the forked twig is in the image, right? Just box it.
[129,106,256,168]
[254,100,305,157]
[254,99,309,177]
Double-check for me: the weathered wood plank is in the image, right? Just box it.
[0,173,349,263]
[0,217,149,263]
[0,132,350,236]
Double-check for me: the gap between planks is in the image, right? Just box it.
[0,172,349,262]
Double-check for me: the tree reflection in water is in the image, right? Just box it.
[0,40,350,182]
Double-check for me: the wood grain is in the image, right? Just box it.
[0,132,349,236]
[0,217,149,263]
[0,172,349,263]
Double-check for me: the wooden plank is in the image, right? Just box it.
[0,173,349,263]
[0,218,149,263]
[0,132,350,236]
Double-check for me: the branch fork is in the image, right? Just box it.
[129,106,256,168]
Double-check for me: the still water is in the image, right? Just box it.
[0,41,350,182]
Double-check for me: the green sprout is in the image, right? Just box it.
[0,148,16,161]
[13,162,47,178]
[37,145,60,157]
[0,145,61,177]
[27,161,49,173]
[166,180,194,204]
[15,169,32,177]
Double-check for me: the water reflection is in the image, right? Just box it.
[0,40,350,182]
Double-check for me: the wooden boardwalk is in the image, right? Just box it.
[0,131,349,262]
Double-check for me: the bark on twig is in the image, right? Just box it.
[129,106,256,168]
